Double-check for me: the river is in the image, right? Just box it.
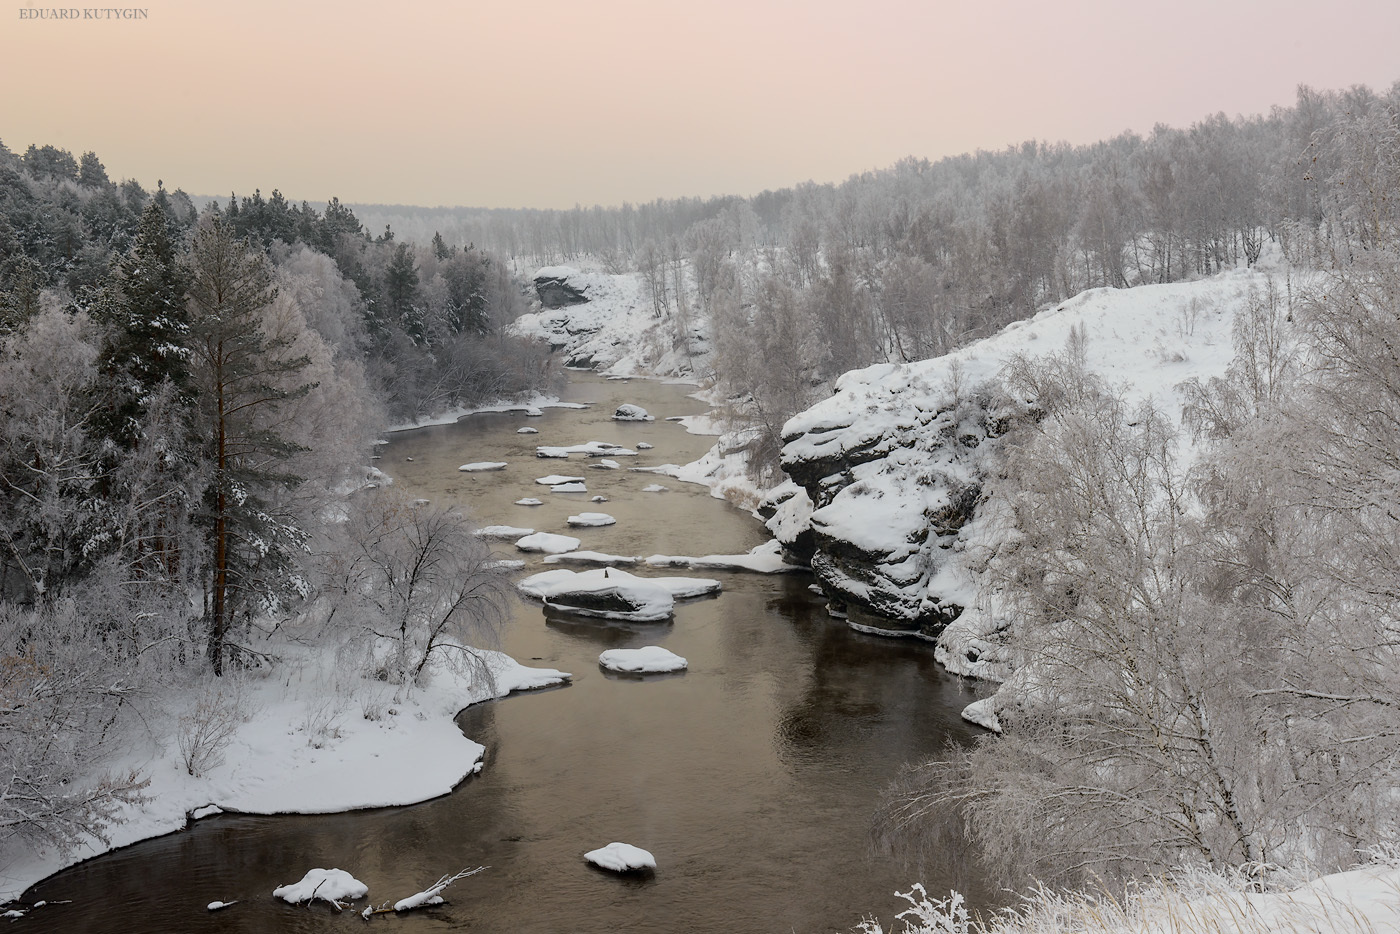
[25,372,992,933]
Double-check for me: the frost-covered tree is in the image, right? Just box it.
[319,491,511,685]
[185,213,313,674]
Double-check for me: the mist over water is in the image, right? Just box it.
[28,373,991,933]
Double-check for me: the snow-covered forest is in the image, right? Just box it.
[3,77,1400,929]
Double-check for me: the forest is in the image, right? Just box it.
[2,78,1399,908]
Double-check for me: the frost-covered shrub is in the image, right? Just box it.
[176,681,248,777]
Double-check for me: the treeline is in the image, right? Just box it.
[0,143,549,861]
[357,83,1400,476]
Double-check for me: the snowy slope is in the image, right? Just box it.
[779,268,1286,680]
[510,266,712,379]
[0,645,568,904]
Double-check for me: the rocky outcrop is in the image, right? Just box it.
[533,266,590,308]
[777,271,1271,680]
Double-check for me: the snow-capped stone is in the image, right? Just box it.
[543,551,639,566]
[206,900,236,911]
[584,842,656,872]
[538,441,637,458]
[591,495,609,503]
[641,484,668,493]
[515,532,582,555]
[961,697,1002,733]
[567,512,616,527]
[612,404,654,421]
[599,646,688,674]
[273,868,368,905]
[535,474,585,486]
[551,482,588,493]
[517,427,539,434]
[517,568,720,621]
[636,442,654,450]
[476,525,535,539]
[515,498,544,506]
[458,462,507,472]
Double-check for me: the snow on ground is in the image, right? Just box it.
[0,643,569,904]
[273,868,367,906]
[515,532,582,554]
[584,842,657,873]
[865,860,1400,934]
[598,646,688,674]
[458,462,507,472]
[385,394,588,432]
[567,512,616,527]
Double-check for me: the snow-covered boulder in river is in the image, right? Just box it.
[458,462,507,472]
[515,532,581,554]
[612,404,654,421]
[567,512,616,527]
[517,567,720,621]
[599,646,688,674]
[273,868,368,906]
[584,842,656,873]
[778,270,1273,680]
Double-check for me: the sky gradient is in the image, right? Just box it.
[3,0,1398,209]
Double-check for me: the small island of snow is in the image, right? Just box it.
[273,868,368,906]
[612,404,654,422]
[567,512,616,527]
[584,842,656,873]
[599,646,688,674]
[515,532,582,554]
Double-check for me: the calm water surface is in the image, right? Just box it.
[25,373,992,933]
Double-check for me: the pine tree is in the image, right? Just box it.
[185,214,312,674]
[431,231,450,261]
[384,242,423,342]
[93,200,192,448]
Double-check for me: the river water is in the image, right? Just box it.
[26,373,992,933]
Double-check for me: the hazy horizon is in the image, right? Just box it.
[4,0,1399,211]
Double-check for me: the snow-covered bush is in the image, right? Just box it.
[176,680,249,776]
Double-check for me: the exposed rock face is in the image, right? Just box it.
[777,271,1270,680]
[779,373,1011,644]
[533,266,590,308]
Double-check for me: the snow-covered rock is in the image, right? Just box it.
[517,568,721,621]
[273,868,368,906]
[584,842,656,873]
[567,512,616,527]
[515,532,581,554]
[777,270,1270,676]
[458,462,507,472]
[612,404,654,421]
[641,484,668,493]
[515,497,544,506]
[960,697,1002,733]
[591,495,609,503]
[644,541,805,574]
[517,427,539,434]
[538,441,637,458]
[599,646,688,674]
[551,482,588,493]
[535,474,585,485]
[475,525,534,539]
[636,442,653,450]
[543,551,639,566]
[509,269,710,377]
[533,266,590,308]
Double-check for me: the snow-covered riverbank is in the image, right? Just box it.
[0,644,568,904]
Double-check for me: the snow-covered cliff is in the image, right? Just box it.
[510,266,711,379]
[779,268,1276,680]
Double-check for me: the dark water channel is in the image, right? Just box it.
[27,373,992,933]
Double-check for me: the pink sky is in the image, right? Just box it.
[2,0,1397,209]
